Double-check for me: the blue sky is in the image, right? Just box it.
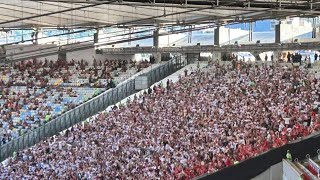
[226,20,274,32]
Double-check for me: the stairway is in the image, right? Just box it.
[283,156,320,180]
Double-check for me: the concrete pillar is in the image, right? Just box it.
[151,28,160,63]
[273,51,280,61]
[275,22,281,43]
[94,28,99,43]
[181,54,187,65]
[153,28,159,48]
[214,26,220,46]
[212,52,221,61]
[152,29,160,63]
[316,27,320,38]
[152,52,161,63]
[32,29,39,45]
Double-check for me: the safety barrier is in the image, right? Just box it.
[307,157,320,177]
[282,159,304,180]
[0,57,183,162]
[100,42,320,54]
[197,132,320,180]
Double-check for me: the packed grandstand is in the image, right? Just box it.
[0,58,150,146]
[1,1,320,180]
[0,59,319,179]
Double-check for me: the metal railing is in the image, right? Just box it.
[100,42,320,54]
[0,57,182,162]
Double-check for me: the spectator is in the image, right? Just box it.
[1,61,319,179]
[0,58,150,144]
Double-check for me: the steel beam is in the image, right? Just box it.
[0,0,118,26]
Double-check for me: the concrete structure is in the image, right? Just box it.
[99,42,320,55]
[251,162,283,180]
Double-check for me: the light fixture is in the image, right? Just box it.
[234,41,241,47]
[294,39,301,45]
[256,40,262,47]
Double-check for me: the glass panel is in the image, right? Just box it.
[13,138,20,152]
[34,129,40,144]
[28,133,34,147]
[55,118,61,134]
[39,126,45,142]
[118,85,123,100]
[23,134,29,149]
[1,144,7,161]
[7,141,13,158]
[44,122,50,138]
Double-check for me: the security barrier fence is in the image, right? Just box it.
[140,57,182,85]
[0,57,183,162]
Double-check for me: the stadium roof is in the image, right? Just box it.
[1,0,320,29]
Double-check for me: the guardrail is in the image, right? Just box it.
[283,159,304,180]
[101,42,320,54]
[0,57,183,162]
[307,158,320,177]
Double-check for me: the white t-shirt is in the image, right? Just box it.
[284,118,290,125]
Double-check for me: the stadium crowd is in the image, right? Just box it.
[1,61,320,179]
[0,58,150,146]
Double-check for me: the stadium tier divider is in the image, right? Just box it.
[0,57,183,162]
[195,131,320,180]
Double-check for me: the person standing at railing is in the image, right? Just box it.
[197,62,200,71]
[286,150,292,161]
[184,69,188,77]
[45,113,51,123]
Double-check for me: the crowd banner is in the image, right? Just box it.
[0,57,183,162]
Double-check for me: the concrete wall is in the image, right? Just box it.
[212,52,221,61]
[66,48,134,64]
[66,48,95,62]
[6,44,59,62]
[280,18,313,42]
[219,27,249,45]
[5,44,134,65]
[251,162,283,180]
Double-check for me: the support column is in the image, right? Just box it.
[94,28,99,43]
[316,27,320,38]
[214,26,220,46]
[275,22,281,43]
[32,29,39,45]
[152,52,161,63]
[273,51,280,61]
[312,27,317,38]
[212,52,221,61]
[153,28,160,63]
[153,28,159,48]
